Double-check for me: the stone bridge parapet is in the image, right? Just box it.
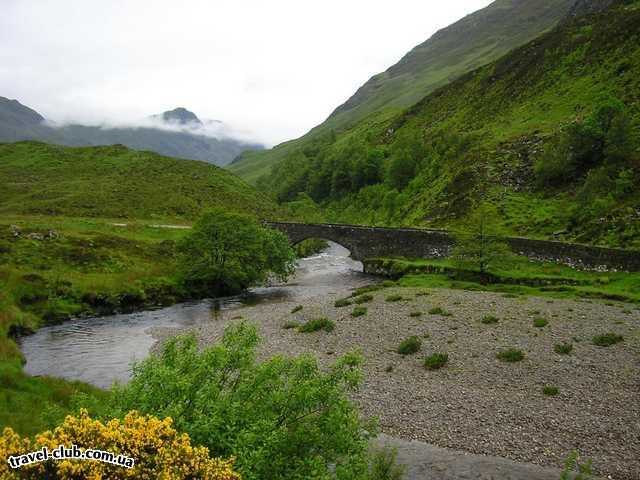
[265,222,640,272]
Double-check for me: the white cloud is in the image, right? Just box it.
[0,0,492,146]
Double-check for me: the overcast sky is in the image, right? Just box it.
[1,0,492,146]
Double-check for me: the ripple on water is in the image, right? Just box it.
[18,242,371,388]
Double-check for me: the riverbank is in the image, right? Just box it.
[0,216,194,434]
[155,279,639,479]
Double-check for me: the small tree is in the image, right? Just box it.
[451,202,512,280]
[178,208,295,296]
[109,323,378,480]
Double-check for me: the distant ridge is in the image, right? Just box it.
[0,97,263,166]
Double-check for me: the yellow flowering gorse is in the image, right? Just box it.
[0,409,240,479]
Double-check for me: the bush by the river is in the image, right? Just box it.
[177,208,296,296]
[107,322,381,480]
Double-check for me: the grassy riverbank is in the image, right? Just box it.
[0,141,292,435]
[366,257,640,304]
[0,215,195,434]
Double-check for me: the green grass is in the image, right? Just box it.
[1,142,280,221]
[428,307,451,316]
[397,337,422,355]
[353,294,374,304]
[424,353,449,370]
[592,333,624,347]
[0,358,107,436]
[0,142,290,436]
[385,295,403,303]
[334,298,352,308]
[393,256,640,304]
[351,307,367,318]
[230,0,574,186]
[496,348,525,363]
[298,318,335,333]
[533,318,549,328]
[234,3,640,251]
[554,343,574,355]
[481,315,499,324]
[543,385,560,397]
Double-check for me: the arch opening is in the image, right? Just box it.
[291,238,363,273]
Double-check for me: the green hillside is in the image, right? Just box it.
[229,0,575,184]
[0,141,285,433]
[236,0,640,249]
[0,141,279,220]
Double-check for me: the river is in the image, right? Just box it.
[18,242,370,388]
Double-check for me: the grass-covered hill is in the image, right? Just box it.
[0,141,279,221]
[232,0,640,249]
[229,0,575,184]
[0,141,283,434]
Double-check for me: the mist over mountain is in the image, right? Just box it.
[0,98,263,166]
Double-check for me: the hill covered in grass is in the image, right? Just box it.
[0,141,280,221]
[229,0,575,184]
[231,0,640,249]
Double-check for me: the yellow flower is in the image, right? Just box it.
[0,411,240,479]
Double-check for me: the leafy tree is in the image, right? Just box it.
[535,97,636,187]
[178,208,295,296]
[108,323,379,480]
[451,203,512,279]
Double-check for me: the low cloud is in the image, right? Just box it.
[43,116,264,145]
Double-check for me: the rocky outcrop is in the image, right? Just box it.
[564,0,619,21]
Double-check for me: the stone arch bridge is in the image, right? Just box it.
[265,222,640,272]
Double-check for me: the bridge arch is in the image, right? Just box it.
[264,221,640,271]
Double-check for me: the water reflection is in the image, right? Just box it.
[18,242,369,388]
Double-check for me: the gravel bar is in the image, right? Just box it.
[154,284,639,479]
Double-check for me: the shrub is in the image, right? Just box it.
[291,305,303,314]
[397,336,421,355]
[543,386,559,397]
[428,307,451,316]
[367,447,406,480]
[409,311,422,318]
[481,315,499,324]
[554,343,573,355]
[0,410,240,479]
[299,317,335,333]
[496,348,524,362]
[385,295,403,302]
[424,353,448,370]
[351,285,384,297]
[533,318,548,328]
[351,307,367,318]
[177,208,295,296]
[592,333,624,347]
[560,451,594,480]
[335,298,352,308]
[354,294,374,304]
[109,323,376,480]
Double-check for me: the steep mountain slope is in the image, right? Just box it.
[0,99,262,166]
[229,0,575,183]
[245,0,640,248]
[0,141,279,220]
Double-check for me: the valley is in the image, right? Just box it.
[1,0,639,478]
